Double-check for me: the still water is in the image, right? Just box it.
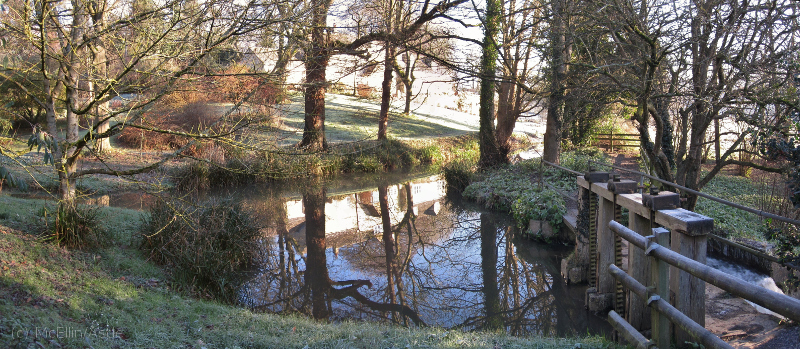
[228,173,610,337]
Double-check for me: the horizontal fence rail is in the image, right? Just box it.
[608,264,733,349]
[610,221,800,322]
[608,310,654,349]
[595,132,641,150]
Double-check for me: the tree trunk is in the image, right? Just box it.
[378,43,393,140]
[478,0,506,169]
[60,0,88,203]
[299,0,331,151]
[714,118,720,162]
[402,52,415,115]
[403,74,414,115]
[495,79,515,160]
[392,52,415,116]
[543,0,567,164]
[91,1,111,154]
[677,0,714,211]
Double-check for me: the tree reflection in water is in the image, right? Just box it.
[241,176,607,336]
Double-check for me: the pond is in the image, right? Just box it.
[220,173,611,337]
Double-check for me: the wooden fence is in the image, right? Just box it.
[595,132,640,151]
[572,171,800,348]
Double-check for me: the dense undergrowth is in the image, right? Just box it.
[694,172,786,241]
[457,148,610,240]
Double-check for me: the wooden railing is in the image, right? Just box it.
[595,132,640,151]
[609,221,800,348]
[572,171,800,348]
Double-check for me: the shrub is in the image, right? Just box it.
[118,100,219,156]
[173,158,255,191]
[139,198,262,303]
[39,203,108,249]
[173,161,213,191]
[462,164,567,230]
[213,67,282,105]
[443,160,476,192]
[512,189,567,232]
[353,155,383,173]
[559,147,609,174]
[418,145,444,165]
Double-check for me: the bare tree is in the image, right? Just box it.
[582,0,797,209]
[392,27,455,115]
[542,0,571,164]
[297,0,467,149]
[0,0,297,203]
[495,0,545,160]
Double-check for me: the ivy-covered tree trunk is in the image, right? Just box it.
[543,0,568,165]
[478,0,506,169]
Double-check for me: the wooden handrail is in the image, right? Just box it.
[590,160,800,227]
[610,221,800,322]
[608,310,654,349]
[609,265,734,349]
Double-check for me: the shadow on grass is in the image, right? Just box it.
[323,99,469,140]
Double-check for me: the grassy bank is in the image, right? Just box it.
[0,196,614,348]
[173,135,480,191]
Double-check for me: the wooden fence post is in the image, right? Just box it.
[666,211,713,347]
[649,228,671,349]
[610,129,615,152]
[627,212,652,331]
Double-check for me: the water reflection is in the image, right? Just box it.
[241,175,608,336]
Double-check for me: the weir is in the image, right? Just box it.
[554,168,800,348]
